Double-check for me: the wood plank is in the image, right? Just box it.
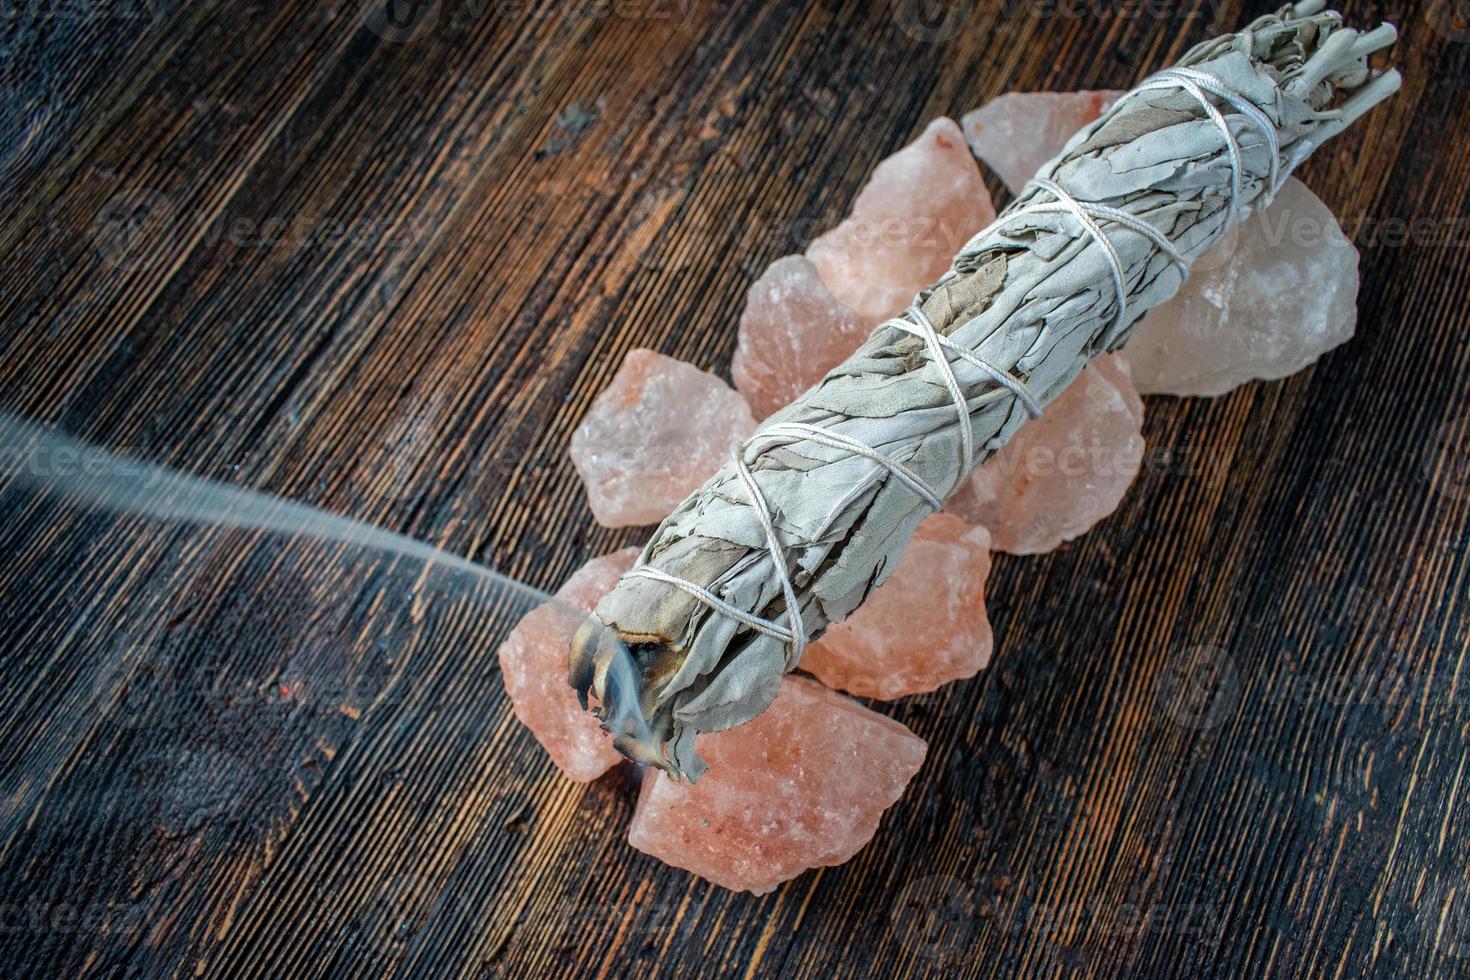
[1,0,1467,977]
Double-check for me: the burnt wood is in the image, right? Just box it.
[1,1,1467,977]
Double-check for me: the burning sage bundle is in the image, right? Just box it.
[573,0,1401,779]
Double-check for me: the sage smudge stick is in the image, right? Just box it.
[573,0,1402,780]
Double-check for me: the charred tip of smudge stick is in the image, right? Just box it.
[568,615,683,777]
[611,731,680,779]
[568,615,602,710]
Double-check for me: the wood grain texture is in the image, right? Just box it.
[1,0,1467,976]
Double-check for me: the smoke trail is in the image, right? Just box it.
[0,412,537,594]
[0,412,654,750]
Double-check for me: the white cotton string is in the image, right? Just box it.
[884,313,1046,420]
[729,439,808,660]
[988,196,1191,279]
[1150,66,1283,197]
[752,423,946,511]
[625,65,1281,662]
[1134,66,1283,229]
[953,178,1142,341]
[951,178,1196,342]
[1144,73,1243,231]
[626,418,952,657]
[628,565,795,642]
[955,66,1274,337]
[903,304,976,474]
[1035,177,1131,334]
[630,432,813,660]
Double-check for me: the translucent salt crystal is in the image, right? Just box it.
[960,90,1125,193]
[496,548,638,782]
[1125,178,1359,396]
[628,674,925,894]
[801,514,993,698]
[570,349,756,527]
[806,117,995,324]
[948,353,1144,554]
[731,255,869,419]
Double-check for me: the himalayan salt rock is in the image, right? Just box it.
[801,514,993,699]
[948,353,1144,554]
[497,548,639,781]
[571,349,756,527]
[628,674,926,894]
[960,90,1125,193]
[806,117,994,325]
[1125,177,1359,396]
[731,255,869,419]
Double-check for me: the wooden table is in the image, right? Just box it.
[2,1,1466,976]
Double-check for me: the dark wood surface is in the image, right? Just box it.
[2,0,1467,976]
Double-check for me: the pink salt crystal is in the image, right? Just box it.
[948,353,1144,555]
[1125,177,1359,396]
[628,674,926,894]
[731,255,869,419]
[570,349,756,527]
[960,90,1125,193]
[801,513,993,699]
[496,548,639,782]
[806,117,995,325]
